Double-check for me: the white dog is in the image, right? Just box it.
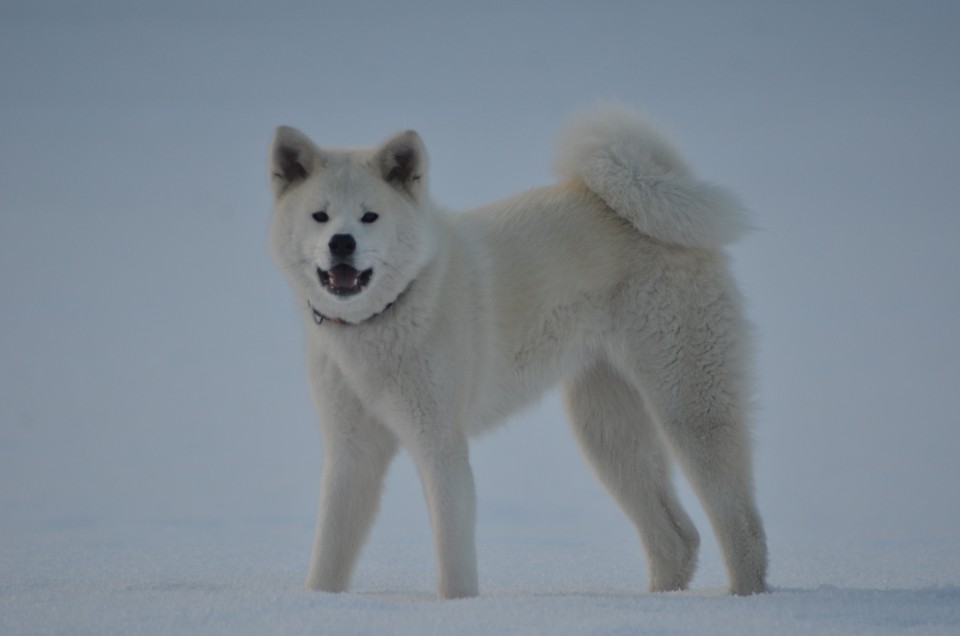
[268,104,767,598]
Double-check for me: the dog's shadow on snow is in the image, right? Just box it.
[353,584,960,608]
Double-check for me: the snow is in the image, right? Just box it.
[2,1,960,634]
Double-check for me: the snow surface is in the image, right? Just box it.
[2,1,960,634]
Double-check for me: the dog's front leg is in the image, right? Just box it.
[305,395,397,592]
[410,432,479,599]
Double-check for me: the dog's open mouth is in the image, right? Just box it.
[318,264,373,297]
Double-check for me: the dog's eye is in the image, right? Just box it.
[361,211,379,224]
[312,211,329,223]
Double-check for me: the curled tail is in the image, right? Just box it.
[554,103,751,249]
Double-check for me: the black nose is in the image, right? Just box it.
[328,233,356,257]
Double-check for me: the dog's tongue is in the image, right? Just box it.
[330,264,359,289]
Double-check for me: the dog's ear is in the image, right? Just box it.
[269,126,324,198]
[372,130,428,198]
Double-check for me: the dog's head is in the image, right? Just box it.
[268,127,438,325]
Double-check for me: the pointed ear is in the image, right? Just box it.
[269,126,324,198]
[371,130,428,198]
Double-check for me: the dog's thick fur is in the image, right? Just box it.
[268,104,767,599]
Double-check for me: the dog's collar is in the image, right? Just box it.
[308,298,396,327]
[310,304,346,326]
[308,279,414,328]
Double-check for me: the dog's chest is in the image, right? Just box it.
[312,323,443,406]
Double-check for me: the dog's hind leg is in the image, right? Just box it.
[563,359,700,592]
[622,336,768,595]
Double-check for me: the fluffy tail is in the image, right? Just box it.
[554,103,751,249]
